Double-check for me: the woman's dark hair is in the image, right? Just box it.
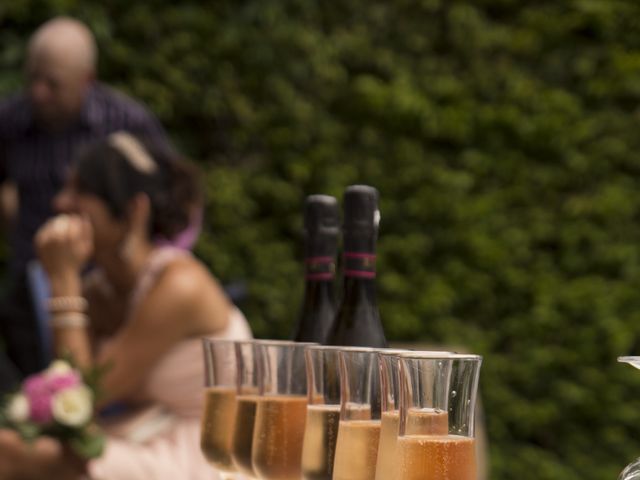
[74,134,202,241]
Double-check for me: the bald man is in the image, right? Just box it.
[0,17,171,385]
[26,16,98,129]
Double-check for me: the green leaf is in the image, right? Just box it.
[69,426,106,460]
[15,422,41,442]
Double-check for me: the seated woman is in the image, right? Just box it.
[0,132,252,479]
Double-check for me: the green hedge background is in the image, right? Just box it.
[3,0,640,478]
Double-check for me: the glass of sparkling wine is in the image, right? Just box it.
[396,353,482,480]
[200,339,241,480]
[375,350,452,480]
[617,357,640,480]
[252,341,315,480]
[332,347,382,480]
[375,350,408,480]
[231,340,262,480]
[301,346,343,480]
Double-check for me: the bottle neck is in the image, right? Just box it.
[341,273,378,310]
[305,229,338,279]
[295,258,337,343]
[343,229,376,255]
[343,229,377,281]
[305,256,336,281]
[329,229,385,348]
[343,252,376,280]
[301,278,336,313]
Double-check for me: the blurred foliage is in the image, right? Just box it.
[4,0,640,478]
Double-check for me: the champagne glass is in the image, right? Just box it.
[397,353,482,480]
[618,357,640,480]
[201,339,240,480]
[231,340,262,480]
[375,350,407,480]
[301,346,343,480]
[332,347,382,480]
[375,350,451,480]
[252,341,315,480]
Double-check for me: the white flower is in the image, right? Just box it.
[46,360,73,377]
[51,385,93,427]
[6,394,29,423]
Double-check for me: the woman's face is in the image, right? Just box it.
[53,171,127,254]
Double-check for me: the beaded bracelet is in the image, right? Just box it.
[47,296,88,313]
[49,312,89,329]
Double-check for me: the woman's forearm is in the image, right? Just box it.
[48,271,93,369]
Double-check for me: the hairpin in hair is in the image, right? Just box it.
[108,131,158,174]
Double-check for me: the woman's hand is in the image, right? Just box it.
[0,430,84,480]
[35,214,93,288]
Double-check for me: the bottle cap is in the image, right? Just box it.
[343,185,380,233]
[305,195,340,236]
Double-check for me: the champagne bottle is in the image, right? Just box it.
[291,195,340,343]
[327,185,387,347]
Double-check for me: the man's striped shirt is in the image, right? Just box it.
[0,84,169,273]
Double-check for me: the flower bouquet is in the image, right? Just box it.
[0,359,105,459]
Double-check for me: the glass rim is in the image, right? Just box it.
[376,349,453,358]
[252,339,297,345]
[377,348,412,356]
[618,356,640,363]
[234,339,262,346]
[398,352,482,361]
[305,345,352,352]
[201,337,237,345]
[255,340,319,347]
[335,346,379,353]
[618,356,640,369]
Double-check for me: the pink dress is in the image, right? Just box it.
[88,248,253,479]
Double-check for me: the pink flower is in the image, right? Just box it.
[23,374,49,398]
[19,366,86,425]
[47,371,82,393]
[22,373,56,425]
[23,374,53,424]
[29,394,53,424]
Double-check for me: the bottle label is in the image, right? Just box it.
[305,256,336,280]
[344,252,376,278]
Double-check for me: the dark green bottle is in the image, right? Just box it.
[291,195,340,344]
[327,185,387,347]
